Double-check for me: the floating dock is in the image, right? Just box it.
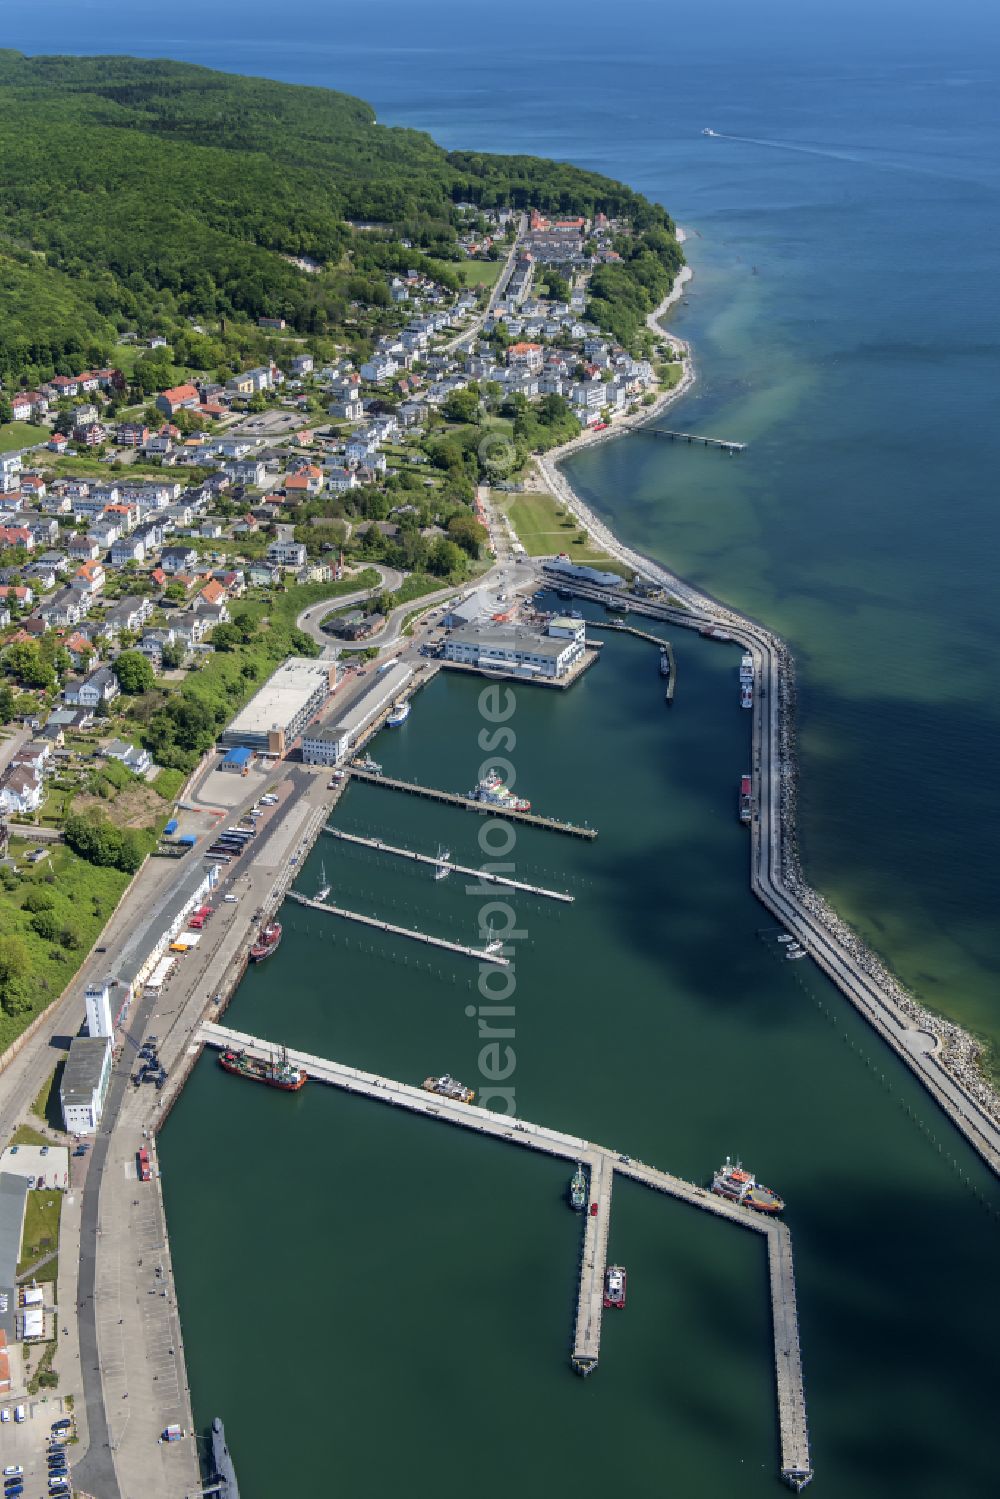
[196,1022,811,1489]
[346,766,598,839]
[285,889,509,965]
[322,826,575,902]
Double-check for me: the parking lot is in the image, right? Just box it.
[0,1403,75,1497]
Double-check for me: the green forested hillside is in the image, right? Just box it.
[0,52,682,385]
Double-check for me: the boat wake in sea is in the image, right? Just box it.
[701,129,969,182]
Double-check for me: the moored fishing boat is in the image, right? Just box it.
[219,1045,307,1091]
[249,921,281,962]
[711,1156,784,1214]
[569,1162,587,1210]
[469,769,531,812]
[422,1073,475,1104]
[603,1265,627,1308]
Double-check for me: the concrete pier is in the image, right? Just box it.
[195,1023,812,1487]
[322,826,575,901]
[572,1153,612,1376]
[597,620,676,701]
[285,889,510,965]
[347,765,598,839]
[768,1223,813,1491]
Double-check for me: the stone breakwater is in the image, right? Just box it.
[771,650,997,1125]
[535,419,1000,1145]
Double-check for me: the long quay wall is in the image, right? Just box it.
[195,1023,812,1489]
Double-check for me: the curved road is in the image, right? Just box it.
[295,565,403,648]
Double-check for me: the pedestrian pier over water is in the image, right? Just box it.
[285,889,510,965]
[347,765,598,839]
[644,426,747,453]
[195,1022,812,1489]
[322,826,575,901]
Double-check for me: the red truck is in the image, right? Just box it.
[137,1148,152,1182]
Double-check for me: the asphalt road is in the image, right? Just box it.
[294,565,403,649]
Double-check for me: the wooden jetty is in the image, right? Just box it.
[285,889,510,965]
[196,1023,812,1489]
[347,765,598,840]
[322,827,575,902]
[644,426,746,453]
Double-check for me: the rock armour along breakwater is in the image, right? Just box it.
[533,266,1000,1171]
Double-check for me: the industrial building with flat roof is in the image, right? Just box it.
[60,1035,112,1134]
[442,623,584,679]
[218,656,335,755]
[0,1173,27,1344]
[302,662,413,766]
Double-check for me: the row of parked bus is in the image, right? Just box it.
[205,817,259,865]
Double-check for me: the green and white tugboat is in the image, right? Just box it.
[569,1161,588,1210]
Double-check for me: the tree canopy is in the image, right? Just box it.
[0,52,682,386]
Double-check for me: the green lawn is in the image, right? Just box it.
[456,259,504,288]
[501,489,626,570]
[0,420,44,452]
[152,767,185,800]
[17,1191,62,1280]
[10,1124,50,1149]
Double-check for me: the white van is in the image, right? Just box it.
[13,1404,25,1422]
[223,894,239,904]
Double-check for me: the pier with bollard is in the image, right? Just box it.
[285,889,510,964]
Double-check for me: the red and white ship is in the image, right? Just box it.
[249,921,282,963]
[711,1156,784,1214]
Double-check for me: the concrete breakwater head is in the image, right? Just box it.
[531,476,1000,1170]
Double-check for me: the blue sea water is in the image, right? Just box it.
[6,4,1000,1492]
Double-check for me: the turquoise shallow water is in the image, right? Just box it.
[10,3,1000,1489]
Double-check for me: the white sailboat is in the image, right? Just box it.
[315,861,331,903]
[481,920,504,957]
[433,845,452,881]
